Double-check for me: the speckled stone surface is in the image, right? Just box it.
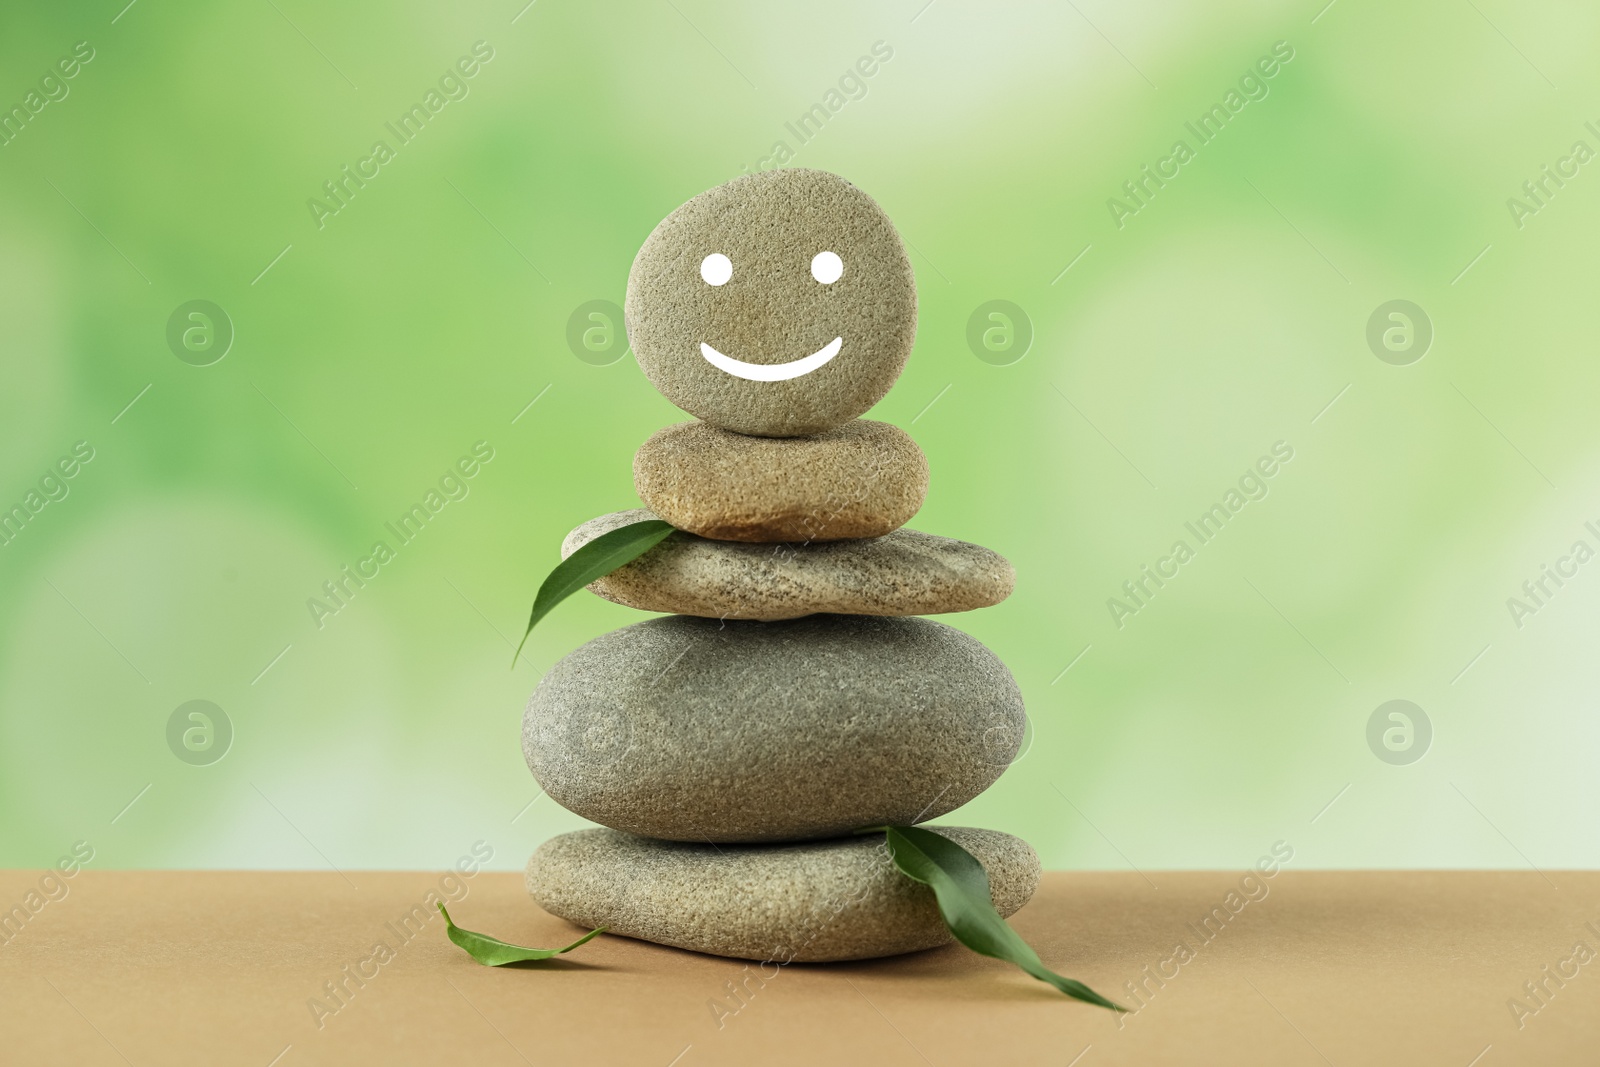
[525,827,1040,962]
[633,419,927,542]
[521,613,1026,842]
[565,509,1013,621]
[625,169,917,437]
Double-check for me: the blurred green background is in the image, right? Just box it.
[3,0,1596,873]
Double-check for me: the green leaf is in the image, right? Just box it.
[513,518,676,665]
[437,903,604,966]
[884,825,1124,1011]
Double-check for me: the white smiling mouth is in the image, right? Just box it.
[698,337,842,381]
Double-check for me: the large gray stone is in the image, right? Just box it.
[525,826,1040,962]
[522,614,1026,842]
[565,509,1014,621]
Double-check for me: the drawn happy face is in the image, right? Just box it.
[626,169,917,438]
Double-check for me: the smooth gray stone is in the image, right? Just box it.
[566,509,1014,621]
[522,613,1026,843]
[525,826,1040,962]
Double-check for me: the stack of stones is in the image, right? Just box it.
[522,169,1038,962]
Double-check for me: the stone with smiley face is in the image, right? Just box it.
[626,169,917,438]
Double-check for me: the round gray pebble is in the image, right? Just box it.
[626,169,917,437]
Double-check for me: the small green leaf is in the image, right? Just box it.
[884,825,1124,1011]
[437,903,604,966]
[513,518,676,665]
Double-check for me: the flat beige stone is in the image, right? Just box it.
[524,827,1040,962]
[565,509,1014,620]
[634,419,927,542]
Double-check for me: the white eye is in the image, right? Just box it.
[810,250,843,284]
[700,253,732,286]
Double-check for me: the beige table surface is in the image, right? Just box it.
[1,869,1596,1066]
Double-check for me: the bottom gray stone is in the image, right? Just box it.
[525,826,1039,963]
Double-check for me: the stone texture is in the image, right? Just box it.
[525,827,1039,962]
[626,169,917,437]
[522,613,1027,842]
[565,509,1013,621]
[633,419,927,542]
